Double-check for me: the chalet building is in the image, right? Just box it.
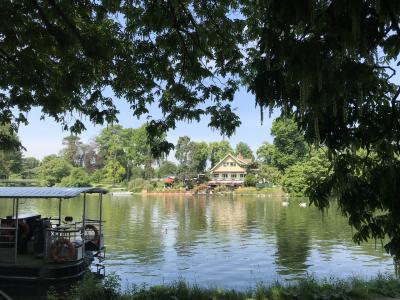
[208,153,251,187]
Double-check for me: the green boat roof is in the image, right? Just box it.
[0,187,107,199]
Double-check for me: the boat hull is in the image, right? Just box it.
[0,259,87,284]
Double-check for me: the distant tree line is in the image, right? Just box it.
[0,118,330,194]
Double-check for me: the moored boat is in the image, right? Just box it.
[0,187,107,284]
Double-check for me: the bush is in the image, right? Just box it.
[244,173,257,187]
[90,169,104,184]
[37,156,72,186]
[128,178,147,192]
[258,165,282,185]
[282,149,330,196]
[47,273,121,300]
[49,273,400,300]
[145,180,159,191]
[192,184,208,194]
[59,168,91,187]
[214,185,228,193]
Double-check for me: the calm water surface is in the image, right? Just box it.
[1,194,394,290]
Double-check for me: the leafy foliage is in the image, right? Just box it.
[0,125,23,178]
[59,168,91,187]
[60,135,83,167]
[209,141,233,167]
[2,0,400,257]
[244,173,257,187]
[103,159,125,184]
[90,169,104,184]
[270,118,307,171]
[156,161,178,178]
[127,178,147,193]
[283,149,331,196]
[256,141,275,165]
[96,124,165,181]
[258,165,282,186]
[0,0,243,153]
[37,155,72,186]
[49,273,400,300]
[307,149,400,257]
[21,157,40,178]
[234,142,254,160]
[240,0,400,257]
[175,136,209,179]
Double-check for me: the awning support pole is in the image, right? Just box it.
[99,192,103,238]
[14,198,19,263]
[82,192,86,253]
[58,198,62,225]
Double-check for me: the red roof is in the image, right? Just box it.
[164,178,175,184]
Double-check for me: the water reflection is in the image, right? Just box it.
[275,206,311,276]
[0,195,394,289]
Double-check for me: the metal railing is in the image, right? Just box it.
[0,222,16,262]
[77,218,105,250]
[44,225,82,261]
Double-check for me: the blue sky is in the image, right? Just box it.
[18,87,278,160]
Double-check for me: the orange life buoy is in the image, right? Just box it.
[49,238,76,263]
[84,224,100,244]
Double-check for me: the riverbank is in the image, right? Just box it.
[138,186,286,196]
[48,273,400,300]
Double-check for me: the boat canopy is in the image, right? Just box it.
[0,187,107,199]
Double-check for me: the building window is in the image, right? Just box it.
[240,174,245,178]
[213,173,219,178]
[231,174,237,178]
[223,162,229,167]
[230,162,236,166]
[222,174,228,178]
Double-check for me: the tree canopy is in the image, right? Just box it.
[234,142,254,160]
[270,118,307,171]
[1,0,243,152]
[37,155,72,186]
[60,135,83,167]
[209,141,233,167]
[175,136,209,179]
[0,125,23,178]
[2,1,400,257]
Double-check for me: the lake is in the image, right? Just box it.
[2,194,394,290]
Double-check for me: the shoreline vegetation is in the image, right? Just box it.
[1,118,323,199]
[110,186,288,197]
[48,273,400,300]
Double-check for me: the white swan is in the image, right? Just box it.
[299,202,307,208]
[282,201,289,207]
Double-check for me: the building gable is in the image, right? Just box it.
[210,153,248,174]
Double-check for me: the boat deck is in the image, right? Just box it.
[1,254,45,267]
[0,254,83,268]
[0,254,87,283]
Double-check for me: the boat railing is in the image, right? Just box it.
[0,226,16,262]
[44,226,83,262]
[0,226,16,244]
[75,219,105,251]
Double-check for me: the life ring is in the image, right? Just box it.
[84,224,100,244]
[49,238,76,263]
